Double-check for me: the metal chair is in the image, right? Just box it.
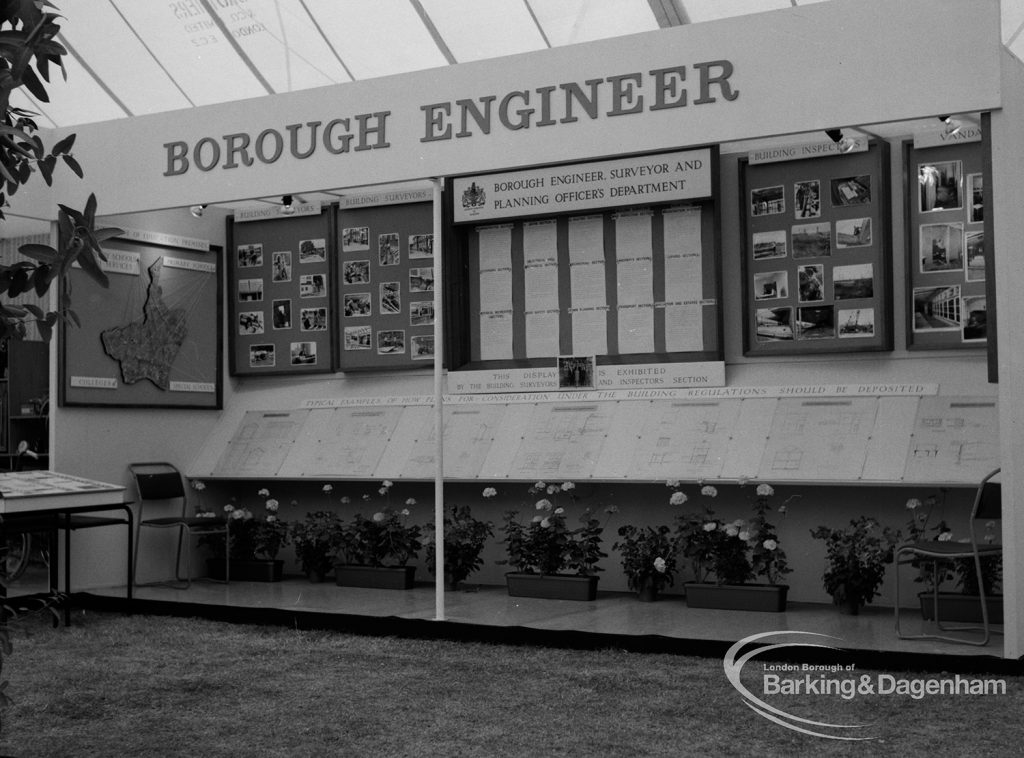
[130,462,229,588]
[894,468,1003,646]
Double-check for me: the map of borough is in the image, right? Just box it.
[101,259,188,390]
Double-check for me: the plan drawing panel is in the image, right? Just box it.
[402,404,506,479]
[292,407,405,478]
[212,410,310,477]
[902,397,999,483]
[508,402,615,480]
[628,401,741,480]
[756,398,879,480]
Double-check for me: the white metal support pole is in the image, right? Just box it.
[432,177,445,621]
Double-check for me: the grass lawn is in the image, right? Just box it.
[1,611,1023,757]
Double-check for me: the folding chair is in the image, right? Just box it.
[895,468,1003,646]
[130,462,229,588]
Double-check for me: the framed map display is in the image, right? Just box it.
[59,236,222,408]
[740,141,893,356]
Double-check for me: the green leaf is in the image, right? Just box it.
[74,248,109,289]
[32,267,52,296]
[62,152,82,178]
[93,226,124,242]
[23,303,45,319]
[20,65,49,102]
[51,132,75,155]
[17,243,59,263]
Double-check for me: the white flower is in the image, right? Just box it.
[401,508,410,516]
[372,512,386,522]
[665,479,680,488]
[223,504,234,513]
[554,507,565,515]
[341,496,351,504]
[703,522,717,532]
[701,485,717,498]
[540,518,551,528]
[405,498,416,506]
[535,481,546,491]
[266,515,277,523]
[604,505,619,514]
[546,485,558,494]
[536,499,552,510]
[531,515,543,523]
[905,498,922,510]
[669,491,687,506]
[763,539,778,551]
[196,511,215,519]
[654,557,667,573]
[737,476,749,486]
[381,480,393,489]
[561,482,575,491]
[482,487,497,498]
[985,521,996,529]
[230,509,245,520]
[938,531,953,542]
[322,484,333,493]
[726,525,739,537]
[739,530,750,542]
[258,488,270,497]
[191,480,206,491]
[756,483,774,497]
[362,494,371,501]
[777,505,787,515]
[378,487,388,495]
[265,499,279,512]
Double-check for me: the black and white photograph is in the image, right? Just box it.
[793,179,820,218]
[919,160,962,212]
[968,172,984,223]
[380,281,401,314]
[755,306,793,342]
[238,278,263,302]
[750,185,784,216]
[752,230,787,260]
[300,273,327,298]
[837,307,875,338]
[342,225,370,252]
[379,232,401,266]
[753,270,788,300]
[791,222,831,259]
[912,285,961,332]
[343,260,370,284]
[238,311,264,335]
[410,301,434,326]
[965,230,985,282]
[299,237,326,263]
[796,305,835,339]
[344,292,371,317]
[271,251,292,282]
[248,343,275,368]
[408,233,434,259]
[558,355,595,389]
[410,334,435,360]
[830,174,871,206]
[920,222,964,273]
[377,329,406,354]
[290,341,318,365]
[237,243,263,268]
[797,264,824,303]
[833,263,874,300]
[344,325,372,350]
[300,306,328,331]
[272,299,292,329]
[962,294,987,342]
[409,267,434,292]
[835,217,872,248]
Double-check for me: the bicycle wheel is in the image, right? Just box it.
[3,532,32,581]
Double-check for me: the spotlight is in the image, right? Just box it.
[280,195,295,216]
[938,115,962,137]
[189,204,206,218]
[825,129,857,154]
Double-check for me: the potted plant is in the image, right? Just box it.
[499,481,609,601]
[676,483,792,612]
[810,516,900,614]
[904,498,1003,623]
[199,488,291,581]
[613,523,679,601]
[334,481,422,589]
[290,509,343,582]
[424,495,494,591]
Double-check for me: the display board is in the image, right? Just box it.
[336,202,435,369]
[228,209,335,375]
[203,392,999,485]
[905,139,988,349]
[60,237,222,408]
[741,142,892,355]
[449,149,721,370]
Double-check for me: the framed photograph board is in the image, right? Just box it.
[60,237,222,408]
[905,139,988,349]
[741,142,892,355]
[336,201,435,369]
[228,209,335,375]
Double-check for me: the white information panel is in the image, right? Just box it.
[211,410,310,478]
[902,396,1000,483]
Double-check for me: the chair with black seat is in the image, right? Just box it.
[130,462,229,588]
[894,467,1003,646]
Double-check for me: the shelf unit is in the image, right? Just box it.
[1,340,49,471]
